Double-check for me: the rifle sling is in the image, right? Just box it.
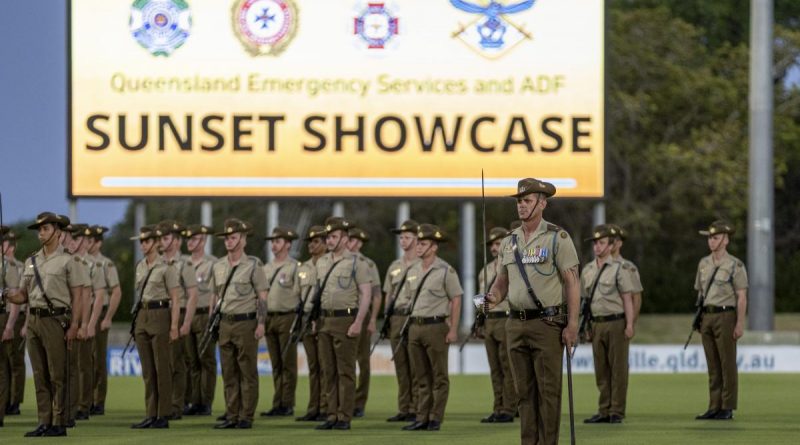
[511,234,545,311]
[386,267,412,316]
[585,263,610,319]
[699,266,720,307]
[217,264,241,311]
[30,255,64,315]
[405,266,436,319]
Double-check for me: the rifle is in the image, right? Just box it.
[458,310,485,352]
[282,285,314,363]
[369,267,411,355]
[684,267,718,350]
[199,264,239,356]
[459,170,491,353]
[296,258,345,342]
[391,267,435,361]
[574,263,609,354]
[122,264,155,359]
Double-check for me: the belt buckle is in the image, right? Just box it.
[518,310,527,321]
[542,307,557,318]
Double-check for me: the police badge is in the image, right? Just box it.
[232,0,298,56]
[450,0,534,59]
[353,2,399,50]
[129,0,191,57]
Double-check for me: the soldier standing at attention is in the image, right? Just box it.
[401,224,462,432]
[182,224,217,416]
[129,224,181,429]
[347,226,381,418]
[211,219,269,429]
[294,225,328,422]
[383,219,420,422]
[479,227,516,424]
[693,221,748,421]
[608,224,644,323]
[261,226,302,417]
[2,227,25,420]
[155,220,198,420]
[313,217,372,431]
[581,225,636,424]
[4,212,87,437]
[486,179,581,445]
[88,225,121,416]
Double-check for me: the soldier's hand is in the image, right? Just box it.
[254,324,265,340]
[179,324,191,337]
[485,292,499,310]
[100,319,112,331]
[624,325,635,340]
[733,323,744,341]
[66,325,79,348]
[347,320,362,338]
[445,329,458,344]
[367,319,377,335]
[170,327,179,342]
[562,323,578,350]
[77,326,87,340]
[87,324,96,339]
[20,325,27,338]
[2,326,13,342]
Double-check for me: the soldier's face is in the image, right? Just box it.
[707,234,728,252]
[611,239,622,254]
[270,238,290,255]
[592,237,612,258]
[308,237,325,256]
[224,233,244,252]
[139,238,155,254]
[160,233,175,251]
[347,238,362,252]
[516,194,546,220]
[416,240,437,259]
[326,231,347,252]
[399,232,416,251]
[187,234,205,252]
[37,224,56,245]
[490,239,502,258]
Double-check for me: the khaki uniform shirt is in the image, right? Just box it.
[406,257,464,318]
[581,259,636,317]
[21,246,89,309]
[192,254,217,308]
[135,256,181,303]
[92,253,120,306]
[295,260,318,313]
[357,252,381,290]
[165,254,197,308]
[383,257,419,312]
[497,219,579,309]
[315,251,371,310]
[479,258,509,313]
[263,257,302,312]
[694,254,748,307]
[211,255,268,315]
[2,256,22,290]
[615,255,644,294]
[81,254,107,305]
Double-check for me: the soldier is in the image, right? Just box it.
[210,218,269,429]
[383,219,420,422]
[87,225,121,416]
[2,226,25,419]
[182,224,217,416]
[155,220,198,419]
[129,224,181,429]
[65,224,108,422]
[486,178,581,445]
[608,224,644,323]
[400,224,462,432]
[260,226,301,417]
[693,220,748,421]
[347,226,381,418]
[4,212,87,437]
[581,225,636,424]
[478,226,516,424]
[294,225,328,422]
[313,216,372,431]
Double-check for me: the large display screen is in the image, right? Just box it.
[70,0,604,198]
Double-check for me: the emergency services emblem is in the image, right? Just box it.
[129,0,192,57]
[232,0,298,56]
[450,0,535,59]
[353,2,399,50]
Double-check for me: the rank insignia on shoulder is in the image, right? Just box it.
[622,263,630,270]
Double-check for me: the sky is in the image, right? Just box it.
[0,1,797,230]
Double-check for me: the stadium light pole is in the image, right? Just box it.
[396,201,410,258]
[748,0,774,331]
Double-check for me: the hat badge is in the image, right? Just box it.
[594,231,600,238]
[326,225,332,231]
[435,231,441,238]
[710,228,716,234]
[227,227,233,233]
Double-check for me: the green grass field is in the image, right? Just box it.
[2,374,799,444]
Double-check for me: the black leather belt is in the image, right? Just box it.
[321,308,357,317]
[393,308,411,316]
[486,311,510,319]
[703,305,736,314]
[222,312,257,322]
[409,316,447,325]
[267,310,295,316]
[139,300,170,310]
[509,305,566,321]
[30,307,70,317]
[592,313,625,323]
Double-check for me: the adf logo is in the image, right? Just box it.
[450,0,535,59]
[232,0,298,56]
